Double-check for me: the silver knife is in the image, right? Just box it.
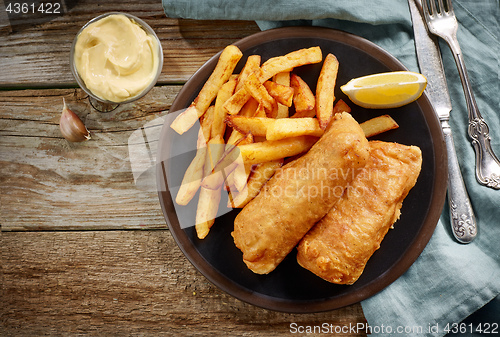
[408,0,477,243]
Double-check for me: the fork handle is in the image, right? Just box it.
[442,120,477,243]
[446,40,500,189]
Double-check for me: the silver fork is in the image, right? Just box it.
[422,0,500,189]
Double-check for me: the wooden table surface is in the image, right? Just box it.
[1,1,367,335]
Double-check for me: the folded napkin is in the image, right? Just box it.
[163,1,500,335]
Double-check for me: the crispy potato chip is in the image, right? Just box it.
[360,115,399,138]
[237,136,318,165]
[225,116,274,137]
[170,105,200,135]
[175,128,208,206]
[225,98,259,148]
[195,135,226,239]
[221,133,254,191]
[212,78,237,139]
[223,87,252,115]
[273,72,291,118]
[239,97,259,117]
[244,72,276,113]
[195,45,243,114]
[263,81,294,108]
[200,105,215,142]
[259,46,323,82]
[333,98,351,114]
[316,53,339,130]
[291,108,317,118]
[195,186,222,239]
[228,159,284,208]
[266,117,324,141]
[232,162,252,192]
[236,55,261,92]
[254,103,267,117]
[171,45,243,134]
[203,135,225,177]
[202,133,253,190]
[224,47,322,115]
[291,73,316,115]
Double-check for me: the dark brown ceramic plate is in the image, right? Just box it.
[156,26,447,313]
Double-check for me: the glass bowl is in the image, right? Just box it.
[70,12,163,111]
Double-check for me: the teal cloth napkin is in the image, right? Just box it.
[162,1,500,335]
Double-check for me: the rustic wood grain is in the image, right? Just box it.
[2,230,368,336]
[0,87,176,231]
[1,9,369,333]
[0,0,260,88]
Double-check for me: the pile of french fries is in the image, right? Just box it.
[171,45,399,239]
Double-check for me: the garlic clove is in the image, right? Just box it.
[59,98,91,142]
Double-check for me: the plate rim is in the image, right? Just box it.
[156,26,447,313]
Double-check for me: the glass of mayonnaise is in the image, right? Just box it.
[70,12,163,112]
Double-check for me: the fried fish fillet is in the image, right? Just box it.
[296,141,422,284]
[232,112,370,274]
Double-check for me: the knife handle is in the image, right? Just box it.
[442,120,477,243]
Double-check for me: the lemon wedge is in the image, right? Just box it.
[340,71,427,109]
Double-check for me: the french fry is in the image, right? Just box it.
[259,46,323,82]
[316,53,339,130]
[170,45,243,134]
[203,135,225,177]
[253,103,267,117]
[221,133,254,191]
[194,45,242,114]
[291,108,316,118]
[224,98,259,150]
[360,115,399,138]
[273,72,291,118]
[266,117,324,141]
[175,128,208,206]
[228,159,284,208]
[231,162,252,192]
[291,74,315,115]
[225,116,274,137]
[223,47,322,115]
[195,135,226,239]
[223,87,252,115]
[230,132,257,192]
[200,105,215,142]
[212,78,237,139]
[236,55,261,92]
[263,81,294,108]
[239,97,260,117]
[333,98,351,114]
[170,105,200,135]
[195,186,222,239]
[266,100,280,119]
[237,136,318,165]
[202,133,253,190]
[244,72,275,113]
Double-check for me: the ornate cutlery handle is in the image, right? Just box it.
[446,40,500,189]
[442,120,477,243]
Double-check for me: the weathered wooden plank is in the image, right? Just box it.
[1,230,367,336]
[0,87,177,231]
[0,0,260,88]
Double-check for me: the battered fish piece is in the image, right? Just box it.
[296,141,422,284]
[232,112,370,274]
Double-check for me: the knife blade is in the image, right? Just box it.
[408,0,477,243]
[408,0,451,120]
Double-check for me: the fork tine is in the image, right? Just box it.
[446,0,455,14]
[437,0,445,14]
[422,0,431,16]
[429,0,437,16]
